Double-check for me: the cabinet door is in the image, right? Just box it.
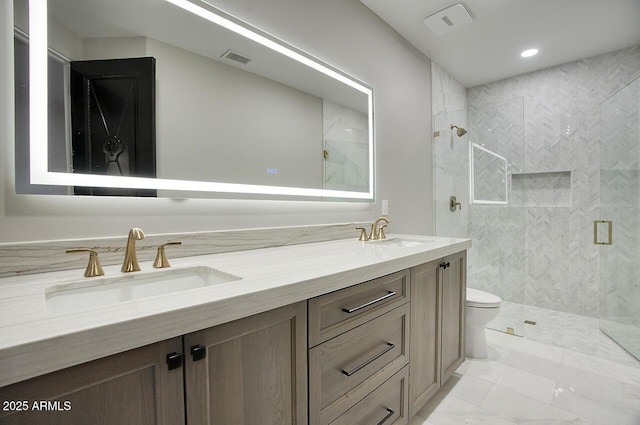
[184,302,308,425]
[440,251,466,384]
[0,337,185,425]
[408,260,441,417]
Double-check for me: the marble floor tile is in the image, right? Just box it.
[417,394,520,425]
[562,349,640,386]
[505,350,627,403]
[464,360,557,403]
[485,327,518,349]
[503,349,567,379]
[411,329,640,425]
[508,334,566,362]
[623,382,640,403]
[486,301,640,367]
[480,385,594,425]
[437,373,494,408]
[553,384,640,425]
[600,319,640,361]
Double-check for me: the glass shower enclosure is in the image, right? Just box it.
[598,76,640,359]
[434,84,640,360]
[433,98,526,335]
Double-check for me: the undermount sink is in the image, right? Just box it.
[45,266,241,313]
[367,238,430,248]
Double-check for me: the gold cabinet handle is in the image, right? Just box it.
[153,242,182,268]
[66,249,104,277]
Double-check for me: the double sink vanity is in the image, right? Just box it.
[0,229,470,425]
[4,0,471,422]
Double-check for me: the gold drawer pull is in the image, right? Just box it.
[341,342,395,376]
[376,408,395,425]
[342,291,396,314]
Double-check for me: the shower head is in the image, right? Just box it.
[450,125,467,137]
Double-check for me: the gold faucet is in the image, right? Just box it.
[66,248,104,277]
[153,241,182,268]
[370,216,391,240]
[122,228,145,272]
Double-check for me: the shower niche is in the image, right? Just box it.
[511,170,573,208]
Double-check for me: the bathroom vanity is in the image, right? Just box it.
[0,235,469,424]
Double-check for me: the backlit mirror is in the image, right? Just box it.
[15,0,374,200]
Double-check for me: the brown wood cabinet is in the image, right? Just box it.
[308,272,411,425]
[184,302,307,425]
[440,252,466,383]
[0,337,185,425]
[408,260,441,416]
[0,302,307,425]
[408,252,466,417]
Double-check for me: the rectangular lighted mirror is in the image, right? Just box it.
[18,0,374,200]
[470,142,509,205]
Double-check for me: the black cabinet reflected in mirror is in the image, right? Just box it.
[70,57,156,196]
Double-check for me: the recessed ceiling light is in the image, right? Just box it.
[521,48,539,58]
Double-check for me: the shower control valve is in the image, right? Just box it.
[450,196,462,212]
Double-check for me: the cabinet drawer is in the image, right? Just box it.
[309,304,409,425]
[308,269,410,347]
[329,367,409,425]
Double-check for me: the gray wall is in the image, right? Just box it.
[0,0,433,243]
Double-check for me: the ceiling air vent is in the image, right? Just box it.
[423,3,473,35]
[221,49,252,65]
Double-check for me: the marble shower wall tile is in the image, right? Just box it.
[0,222,368,278]
[322,100,369,192]
[467,205,525,304]
[467,44,640,318]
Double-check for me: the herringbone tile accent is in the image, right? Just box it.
[465,44,640,320]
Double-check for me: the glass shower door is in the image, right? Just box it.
[433,108,469,239]
[434,99,526,336]
[467,98,526,336]
[598,76,640,360]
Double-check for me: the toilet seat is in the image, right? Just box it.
[466,288,501,308]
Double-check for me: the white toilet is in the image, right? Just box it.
[465,288,502,358]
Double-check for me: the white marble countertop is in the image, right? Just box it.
[0,234,470,387]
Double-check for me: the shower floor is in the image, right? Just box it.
[487,301,640,368]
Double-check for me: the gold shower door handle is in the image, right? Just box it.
[593,220,613,245]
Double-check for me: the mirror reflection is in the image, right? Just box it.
[14,0,373,199]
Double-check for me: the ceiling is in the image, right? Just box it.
[359,0,640,87]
